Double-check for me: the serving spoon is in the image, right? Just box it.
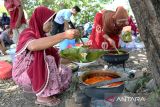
[79,37,85,46]
[114,46,121,54]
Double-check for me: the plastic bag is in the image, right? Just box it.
[121,31,132,43]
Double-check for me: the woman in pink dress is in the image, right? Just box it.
[12,6,79,106]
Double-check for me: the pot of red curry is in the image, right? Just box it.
[79,69,127,99]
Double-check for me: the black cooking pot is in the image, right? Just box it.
[79,70,127,99]
[102,50,129,64]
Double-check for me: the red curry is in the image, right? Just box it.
[84,76,123,87]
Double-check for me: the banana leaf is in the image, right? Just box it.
[60,47,107,63]
[60,48,80,62]
[86,50,107,62]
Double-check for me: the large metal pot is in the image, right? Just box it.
[102,50,129,64]
[79,69,128,99]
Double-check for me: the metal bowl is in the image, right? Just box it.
[73,61,96,68]
[79,69,127,99]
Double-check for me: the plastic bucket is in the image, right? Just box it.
[0,61,12,80]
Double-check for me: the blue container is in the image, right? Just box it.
[59,39,75,50]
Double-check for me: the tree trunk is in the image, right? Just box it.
[129,0,160,87]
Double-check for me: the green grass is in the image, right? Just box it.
[148,88,160,106]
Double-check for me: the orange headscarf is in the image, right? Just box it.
[114,6,128,21]
[102,6,128,35]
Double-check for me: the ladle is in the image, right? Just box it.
[114,46,121,54]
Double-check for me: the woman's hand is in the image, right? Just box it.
[64,29,80,39]
[107,37,116,48]
[103,34,116,48]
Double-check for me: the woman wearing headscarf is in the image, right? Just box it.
[88,6,129,49]
[12,6,79,106]
[4,0,27,44]
[1,12,10,30]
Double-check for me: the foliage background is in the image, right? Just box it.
[0,0,112,25]
[21,0,112,25]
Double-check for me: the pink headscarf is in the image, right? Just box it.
[16,6,59,94]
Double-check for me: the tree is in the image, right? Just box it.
[21,0,112,24]
[0,6,8,16]
[129,0,160,87]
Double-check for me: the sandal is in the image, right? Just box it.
[35,97,61,106]
[23,88,33,93]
